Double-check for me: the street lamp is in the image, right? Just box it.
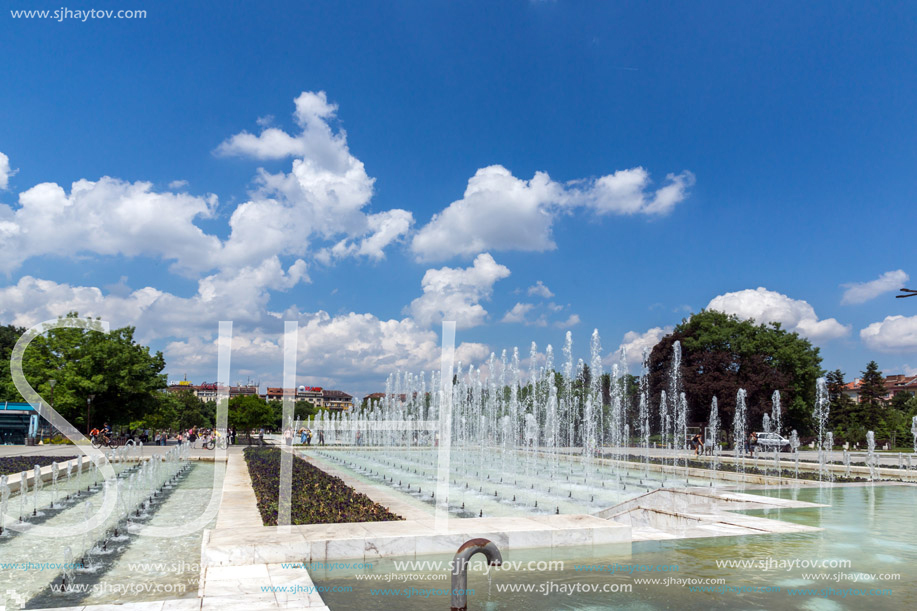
[87,394,95,432]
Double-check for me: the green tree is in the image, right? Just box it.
[229,395,274,444]
[826,369,857,441]
[649,310,824,436]
[0,324,27,398]
[858,361,886,431]
[267,399,323,428]
[1,313,167,431]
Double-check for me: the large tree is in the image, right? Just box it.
[229,395,275,443]
[648,310,823,436]
[857,360,886,431]
[826,369,857,435]
[0,313,167,431]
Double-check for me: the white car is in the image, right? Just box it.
[755,432,790,452]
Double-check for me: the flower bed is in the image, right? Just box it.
[243,447,401,525]
[0,456,76,476]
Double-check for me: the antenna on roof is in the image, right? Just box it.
[896,288,917,299]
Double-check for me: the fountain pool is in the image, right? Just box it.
[314,484,917,610]
[303,447,725,518]
[1,460,223,610]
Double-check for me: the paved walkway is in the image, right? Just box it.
[214,448,263,530]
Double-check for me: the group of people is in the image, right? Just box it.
[89,422,113,444]
[298,428,325,445]
[182,427,237,447]
[688,430,761,456]
[89,424,247,447]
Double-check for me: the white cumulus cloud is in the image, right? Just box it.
[411,165,693,261]
[527,280,554,298]
[707,287,850,342]
[501,302,535,323]
[0,272,490,396]
[215,91,411,268]
[0,177,220,275]
[0,92,411,277]
[554,314,581,329]
[609,326,674,368]
[215,91,341,161]
[0,152,16,190]
[407,253,510,329]
[321,209,414,262]
[860,315,917,353]
[163,311,491,395]
[0,256,309,342]
[841,270,909,305]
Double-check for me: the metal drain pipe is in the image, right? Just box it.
[451,538,502,611]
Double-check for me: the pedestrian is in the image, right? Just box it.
[692,432,704,456]
[318,430,325,446]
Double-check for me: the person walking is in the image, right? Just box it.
[318,430,325,446]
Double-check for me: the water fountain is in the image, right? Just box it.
[639,349,650,476]
[912,415,917,455]
[771,390,781,436]
[867,431,877,481]
[320,331,892,522]
[670,341,686,471]
[789,430,800,480]
[0,474,9,536]
[734,389,748,477]
[814,377,830,482]
[50,462,59,508]
[708,396,720,476]
[32,465,43,517]
[18,469,29,521]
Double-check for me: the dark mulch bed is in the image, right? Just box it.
[0,456,77,476]
[243,447,401,526]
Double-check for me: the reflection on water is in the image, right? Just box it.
[316,485,917,610]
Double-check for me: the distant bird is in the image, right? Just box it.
[896,288,917,299]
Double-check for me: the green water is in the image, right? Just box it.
[315,484,917,610]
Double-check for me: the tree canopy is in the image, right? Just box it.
[1,313,167,431]
[648,310,823,436]
[229,395,275,442]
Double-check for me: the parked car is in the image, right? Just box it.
[755,432,790,452]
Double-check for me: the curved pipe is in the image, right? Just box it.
[451,538,502,611]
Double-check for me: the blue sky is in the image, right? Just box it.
[2,1,916,395]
